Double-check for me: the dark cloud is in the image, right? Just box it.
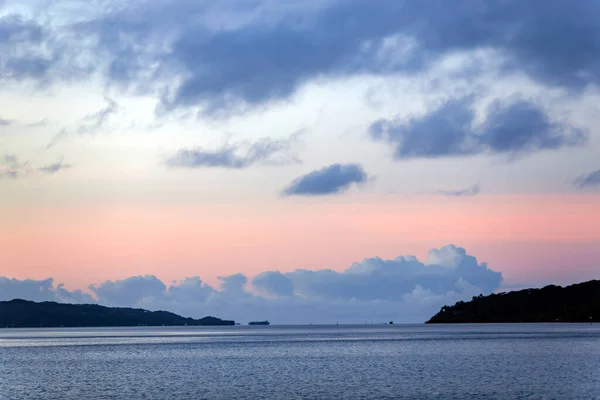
[166,137,300,169]
[282,163,368,196]
[75,0,600,112]
[392,1,600,92]
[574,169,600,189]
[370,98,586,160]
[2,1,600,114]
[161,4,410,112]
[37,158,72,174]
[437,184,481,197]
[2,245,504,323]
[82,1,412,112]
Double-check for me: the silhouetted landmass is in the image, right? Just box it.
[427,280,600,323]
[248,320,270,325]
[0,299,235,328]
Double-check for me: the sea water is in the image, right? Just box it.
[1,324,599,399]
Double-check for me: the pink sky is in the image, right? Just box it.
[1,193,598,291]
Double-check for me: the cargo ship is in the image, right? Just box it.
[248,320,270,326]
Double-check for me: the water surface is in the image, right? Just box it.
[1,324,599,399]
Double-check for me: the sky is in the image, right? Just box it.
[0,0,599,324]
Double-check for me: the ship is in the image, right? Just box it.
[248,320,270,326]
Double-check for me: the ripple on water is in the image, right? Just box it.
[1,324,600,399]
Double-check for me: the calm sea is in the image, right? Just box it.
[1,324,599,399]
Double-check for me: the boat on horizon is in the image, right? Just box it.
[248,320,270,326]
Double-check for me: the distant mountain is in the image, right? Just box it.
[0,299,235,328]
[427,280,600,323]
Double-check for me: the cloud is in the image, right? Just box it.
[46,128,68,149]
[414,0,600,90]
[0,154,29,179]
[286,245,501,302]
[166,137,301,169]
[83,1,417,113]
[0,15,53,81]
[0,118,11,126]
[574,169,600,189]
[77,97,120,134]
[2,245,503,323]
[370,98,586,160]
[2,0,600,115]
[217,273,252,300]
[37,158,72,174]
[0,277,93,303]
[252,271,295,298]
[282,163,368,196]
[167,277,215,303]
[89,275,168,307]
[0,155,71,178]
[63,0,600,113]
[46,98,120,148]
[437,184,481,197]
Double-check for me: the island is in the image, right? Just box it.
[427,279,600,323]
[0,299,235,328]
[248,320,270,325]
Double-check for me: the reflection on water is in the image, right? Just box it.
[1,324,600,399]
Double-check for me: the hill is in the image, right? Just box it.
[427,280,600,323]
[0,299,235,328]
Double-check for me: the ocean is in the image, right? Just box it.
[1,324,599,399]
